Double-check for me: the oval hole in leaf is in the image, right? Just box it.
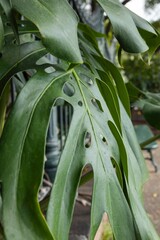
[78,101,83,107]
[84,132,91,148]
[70,164,93,236]
[63,82,75,97]
[46,98,73,155]
[12,39,17,45]
[5,22,11,26]
[80,73,94,86]
[91,98,104,112]
[0,53,2,58]
[100,134,107,144]
[44,66,56,73]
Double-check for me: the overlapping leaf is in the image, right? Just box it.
[97,0,158,53]
[11,0,82,63]
[47,66,136,239]
[0,41,47,103]
[0,69,72,240]
[0,1,159,240]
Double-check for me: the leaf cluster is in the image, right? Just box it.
[0,1,160,240]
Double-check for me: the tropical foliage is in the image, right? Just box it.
[0,0,160,239]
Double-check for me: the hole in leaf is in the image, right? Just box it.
[63,82,75,97]
[84,132,91,148]
[70,164,93,237]
[6,22,11,26]
[12,39,17,45]
[36,55,52,65]
[91,98,104,112]
[0,53,2,58]
[44,100,74,182]
[95,213,113,239]
[80,73,94,86]
[78,101,83,107]
[100,134,108,144]
[44,66,55,73]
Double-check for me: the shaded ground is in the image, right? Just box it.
[70,140,160,239]
[143,140,160,236]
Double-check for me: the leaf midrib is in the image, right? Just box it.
[73,69,106,172]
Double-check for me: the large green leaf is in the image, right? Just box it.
[46,65,159,239]
[0,57,158,240]
[97,0,157,53]
[11,0,82,63]
[47,67,136,240]
[0,69,73,240]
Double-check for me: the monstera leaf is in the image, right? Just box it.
[0,1,159,240]
[11,0,82,63]
[0,60,158,240]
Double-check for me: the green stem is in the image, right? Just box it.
[140,134,160,148]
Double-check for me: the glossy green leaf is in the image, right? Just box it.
[97,0,157,53]
[0,69,73,240]
[93,55,130,116]
[11,0,82,63]
[47,67,136,240]
[0,41,47,100]
[96,75,122,133]
[78,24,130,115]
[46,64,159,239]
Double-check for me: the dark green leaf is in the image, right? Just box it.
[0,41,47,100]
[97,0,157,53]
[143,102,160,130]
[0,16,4,51]
[12,0,82,63]
[92,55,131,116]
[47,67,137,240]
[0,69,72,239]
